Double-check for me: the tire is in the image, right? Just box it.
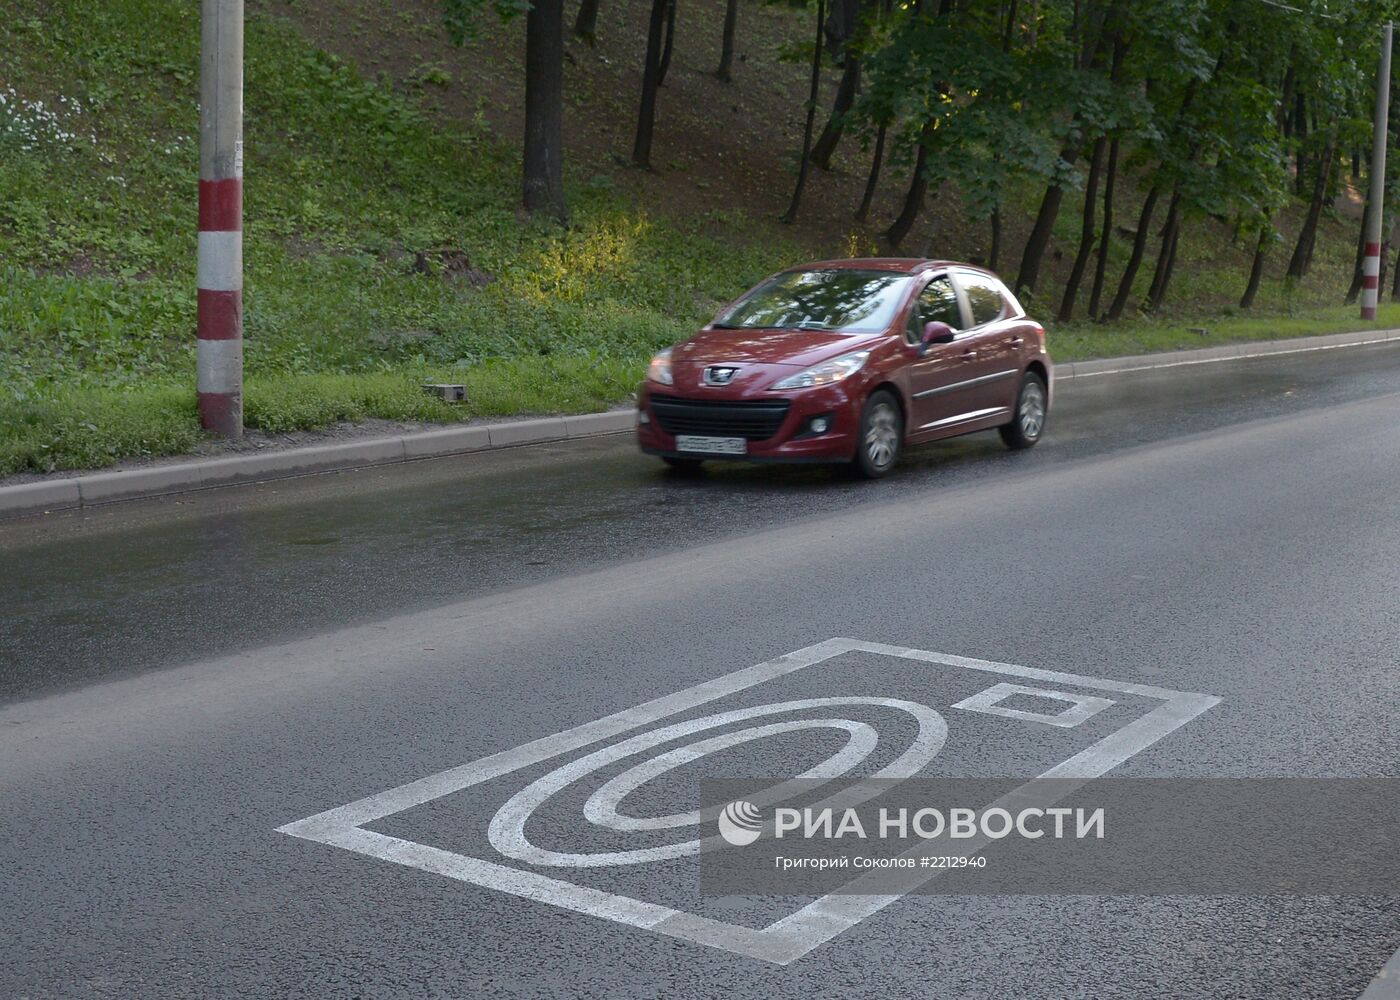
[999,371,1048,450]
[662,456,704,473]
[852,389,903,479]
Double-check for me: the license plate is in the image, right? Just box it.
[674,435,747,456]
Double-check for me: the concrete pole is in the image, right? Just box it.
[198,0,244,436]
[1361,22,1393,322]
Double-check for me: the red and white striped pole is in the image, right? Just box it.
[1362,22,1393,322]
[198,0,244,436]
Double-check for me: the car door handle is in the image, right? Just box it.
[1007,336,1024,347]
[961,350,978,361]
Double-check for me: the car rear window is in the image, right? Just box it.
[961,274,1006,326]
[713,270,915,334]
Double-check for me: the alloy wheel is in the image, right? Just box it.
[865,402,899,469]
[1019,381,1046,440]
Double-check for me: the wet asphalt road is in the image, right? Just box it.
[2,343,1400,998]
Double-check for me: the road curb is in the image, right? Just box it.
[0,479,83,519]
[0,409,636,519]
[1057,326,1400,379]
[3,326,1398,520]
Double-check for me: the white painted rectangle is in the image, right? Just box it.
[277,638,1220,965]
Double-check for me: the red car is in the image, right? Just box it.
[637,258,1052,478]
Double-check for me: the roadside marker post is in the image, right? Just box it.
[198,0,244,437]
[1362,22,1393,322]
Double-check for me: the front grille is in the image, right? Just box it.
[650,395,791,441]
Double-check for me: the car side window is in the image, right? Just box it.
[960,274,1006,326]
[905,275,962,344]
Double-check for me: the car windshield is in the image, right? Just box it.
[713,270,914,333]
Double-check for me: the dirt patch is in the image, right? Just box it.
[413,246,495,285]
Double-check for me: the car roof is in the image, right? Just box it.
[787,258,994,278]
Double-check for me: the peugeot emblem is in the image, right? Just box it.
[704,365,739,386]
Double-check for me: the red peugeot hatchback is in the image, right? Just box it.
[637,258,1052,477]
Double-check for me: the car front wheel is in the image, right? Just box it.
[852,389,902,479]
[999,372,1047,450]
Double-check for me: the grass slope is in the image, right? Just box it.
[0,0,805,473]
[0,0,1394,475]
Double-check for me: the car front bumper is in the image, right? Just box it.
[636,381,864,463]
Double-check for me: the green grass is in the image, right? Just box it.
[0,0,1389,476]
[0,0,803,474]
[1052,302,1400,362]
[0,384,201,475]
[0,357,642,473]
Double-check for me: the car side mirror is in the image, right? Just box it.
[922,321,956,348]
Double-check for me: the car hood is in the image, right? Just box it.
[674,327,882,368]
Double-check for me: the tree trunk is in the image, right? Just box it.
[523,0,568,222]
[1088,135,1118,318]
[988,206,1001,269]
[1300,146,1334,276]
[1392,241,1400,297]
[1293,93,1308,197]
[1346,197,1369,303]
[811,57,861,170]
[1240,228,1268,309]
[1145,187,1182,309]
[657,0,677,86]
[781,0,826,223]
[1016,20,1119,298]
[573,0,599,45]
[1001,0,1019,51]
[1287,133,1335,279]
[883,122,932,247]
[1380,239,1391,303]
[1057,135,1106,321]
[1100,51,1205,314]
[631,0,669,169]
[1147,210,1182,312]
[1160,223,1183,307]
[854,123,887,222]
[1015,144,1079,297]
[715,0,738,81]
[1105,186,1160,321]
[1100,37,1220,320]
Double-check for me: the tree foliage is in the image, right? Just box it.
[444,0,1400,313]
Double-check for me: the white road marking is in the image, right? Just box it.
[277,638,1220,965]
[581,717,879,831]
[952,681,1115,728]
[487,696,946,867]
[1360,943,1400,999]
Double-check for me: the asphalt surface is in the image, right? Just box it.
[3,343,1400,997]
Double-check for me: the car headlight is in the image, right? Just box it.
[647,347,673,385]
[770,350,871,390]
